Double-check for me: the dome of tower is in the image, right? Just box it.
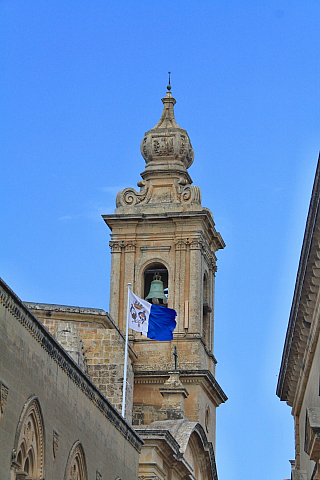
[140,90,194,169]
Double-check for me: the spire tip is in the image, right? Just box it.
[167,71,171,91]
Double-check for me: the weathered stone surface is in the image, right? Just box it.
[0,278,142,480]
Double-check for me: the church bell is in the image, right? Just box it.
[145,271,167,302]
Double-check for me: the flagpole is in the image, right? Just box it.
[122,283,131,418]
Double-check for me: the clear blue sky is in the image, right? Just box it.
[2,1,320,478]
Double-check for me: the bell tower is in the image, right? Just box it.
[103,86,227,446]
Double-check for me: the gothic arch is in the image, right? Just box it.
[64,441,88,480]
[12,395,45,479]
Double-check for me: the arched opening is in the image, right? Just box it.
[13,397,45,479]
[65,441,88,480]
[143,262,169,306]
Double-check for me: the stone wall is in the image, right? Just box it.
[26,304,135,423]
[0,279,141,480]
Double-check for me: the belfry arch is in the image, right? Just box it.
[11,396,45,479]
[143,261,169,304]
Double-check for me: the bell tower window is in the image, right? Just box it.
[144,262,168,306]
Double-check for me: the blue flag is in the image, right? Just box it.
[128,291,177,341]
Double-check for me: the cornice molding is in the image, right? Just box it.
[133,369,227,405]
[277,155,320,404]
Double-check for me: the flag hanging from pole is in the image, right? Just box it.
[128,290,177,341]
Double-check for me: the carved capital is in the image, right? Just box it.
[175,239,187,251]
[176,178,201,205]
[0,381,8,415]
[124,241,137,253]
[116,180,151,207]
[109,241,122,253]
[189,238,203,250]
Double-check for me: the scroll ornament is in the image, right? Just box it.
[116,180,151,207]
[176,178,201,204]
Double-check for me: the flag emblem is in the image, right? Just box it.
[128,290,177,340]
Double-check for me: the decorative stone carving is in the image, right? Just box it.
[116,180,151,207]
[140,91,194,169]
[109,241,122,253]
[65,441,87,480]
[176,178,201,204]
[190,238,203,250]
[13,397,45,478]
[96,470,102,480]
[124,241,137,253]
[0,381,8,415]
[53,430,59,458]
[174,239,188,251]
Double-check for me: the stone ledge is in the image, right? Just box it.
[133,369,227,404]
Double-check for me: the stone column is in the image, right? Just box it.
[109,241,122,325]
[174,239,187,333]
[189,238,202,333]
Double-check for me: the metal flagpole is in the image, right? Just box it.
[122,283,131,418]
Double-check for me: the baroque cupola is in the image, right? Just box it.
[116,86,201,212]
[140,89,194,170]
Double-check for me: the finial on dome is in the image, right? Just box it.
[167,71,171,91]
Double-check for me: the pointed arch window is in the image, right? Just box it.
[65,441,87,480]
[13,396,45,479]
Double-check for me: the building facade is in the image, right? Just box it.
[0,279,142,480]
[277,157,320,480]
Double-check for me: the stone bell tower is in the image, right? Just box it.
[103,86,227,446]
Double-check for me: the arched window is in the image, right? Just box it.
[143,262,169,305]
[65,441,87,480]
[13,396,45,479]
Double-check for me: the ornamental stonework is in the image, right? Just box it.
[0,382,9,415]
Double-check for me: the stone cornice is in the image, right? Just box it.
[0,278,142,452]
[133,370,227,405]
[103,210,225,251]
[277,155,320,405]
[135,428,181,454]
